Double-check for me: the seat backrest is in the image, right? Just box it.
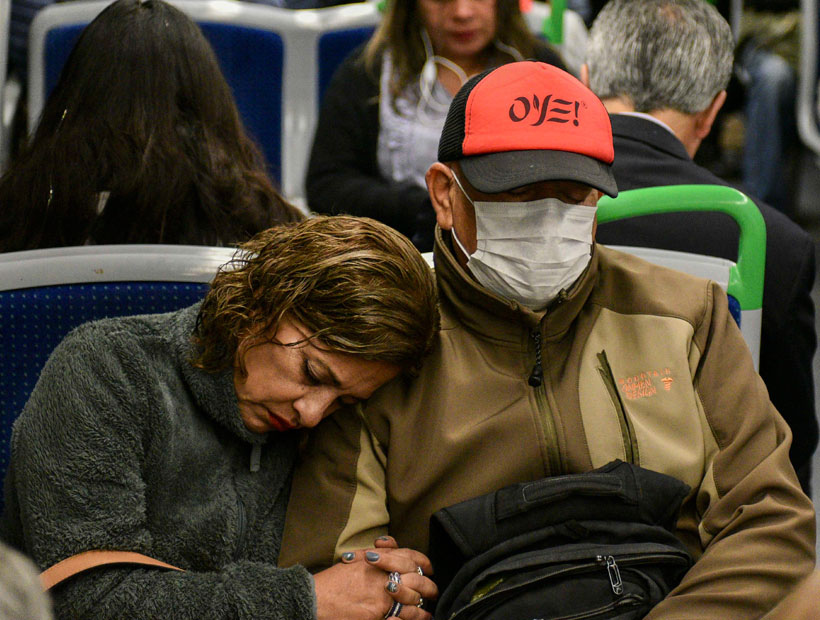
[0,244,237,513]
[597,184,766,369]
[278,2,381,204]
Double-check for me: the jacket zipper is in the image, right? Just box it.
[528,290,569,477]
[533,377,562,476]
[232,445,260,559]
[528,330,543,387]
[249,443,261,472]
[527,289,569,387]
[596,350,639,465]
[234,496,248,559]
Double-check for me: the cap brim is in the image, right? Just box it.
[460,150,618,197]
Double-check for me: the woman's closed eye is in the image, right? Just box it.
[303,359,322,386]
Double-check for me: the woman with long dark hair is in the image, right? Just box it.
[0,0,302,252]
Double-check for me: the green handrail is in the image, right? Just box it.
[597,185,766,311]
[542,0,565,45]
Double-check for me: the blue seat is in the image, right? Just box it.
[317,24,375,104]
[285,2,381,202]
[0,244,236,513]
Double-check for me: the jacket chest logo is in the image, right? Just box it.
[617,368,673,400]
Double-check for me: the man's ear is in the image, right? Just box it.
[694,90,727,140]
[580,63,590,88]
[426,163,455,230]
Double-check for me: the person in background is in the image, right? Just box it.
[583,0,817,495]
[0,215,440,619]
[280,60,816,619]
[0,0,302,253]
[305,0,566,252]
[718,0,801,215]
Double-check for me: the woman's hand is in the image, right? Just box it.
[313,537,437,620]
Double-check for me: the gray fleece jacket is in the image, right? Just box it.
[0,303,316,619]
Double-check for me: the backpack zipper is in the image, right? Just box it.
[456,550,690,620]
[596,350,639,465]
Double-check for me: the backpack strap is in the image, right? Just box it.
[40,550,184,591]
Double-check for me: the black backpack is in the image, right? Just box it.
[428,460,694,620]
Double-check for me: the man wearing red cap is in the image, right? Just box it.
[280,61,815,619]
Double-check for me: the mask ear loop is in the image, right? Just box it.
[447,170,476,261]
[417,29,468,123]
[493,39,524,62]
[449,168,476,207]
[416,32,524,123]
[451,224,474,261]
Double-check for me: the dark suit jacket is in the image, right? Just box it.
[597,114,817,485]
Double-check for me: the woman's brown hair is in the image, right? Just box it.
[193,215,439,376]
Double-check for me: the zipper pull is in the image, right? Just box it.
[597,555,623,595]
[249,444,261,472]
[528,329,543,387]
[528,289,568,387]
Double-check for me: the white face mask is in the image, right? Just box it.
[450,172,596,311]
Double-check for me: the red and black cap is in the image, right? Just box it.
[438,61,618,197]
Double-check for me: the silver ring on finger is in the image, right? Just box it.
[418,596,424,608]
[416,566,424,576]
[384,601,403,618]
[386,570,401,593]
